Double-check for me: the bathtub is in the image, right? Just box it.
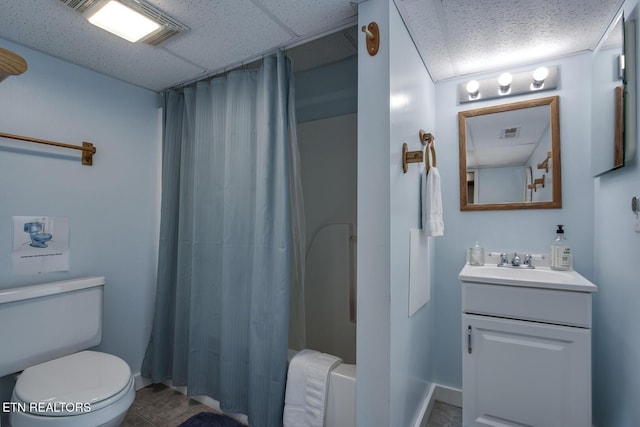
[287,349,356,427]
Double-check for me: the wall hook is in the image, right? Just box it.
[537,151,552,173]
[402,143,424,173]
[362,22,380,56]
[403,130,436,174]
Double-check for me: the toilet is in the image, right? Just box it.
[22,222,52,248]
[0,276,135,426]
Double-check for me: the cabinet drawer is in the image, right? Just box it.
[462,282,592,328]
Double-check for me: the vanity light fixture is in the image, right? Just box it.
[466,80,480,99]
[531,67,549,90]
[60,0,190,46]
[458,65,558,104]
[498,73,512,95]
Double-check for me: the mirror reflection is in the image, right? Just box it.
[591,13,637,176]
[591,13,625,176]
[458,96,562,211]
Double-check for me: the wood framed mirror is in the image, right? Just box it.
[458,96,561,211]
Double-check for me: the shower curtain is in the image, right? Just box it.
[142,51,305,427]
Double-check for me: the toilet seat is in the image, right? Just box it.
[13,350,132,416]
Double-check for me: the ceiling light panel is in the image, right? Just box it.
[87,0,160,42]
[59,0,189,46]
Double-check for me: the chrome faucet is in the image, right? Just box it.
[511,253,521,266]
[497,252,535,268]
[498,253,510,266]
[523,254,535,269]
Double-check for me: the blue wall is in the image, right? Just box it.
[592,1,640,425]
[0,39,161,375]
[388,4,436,427]
[433,53,595,388]
[357,1,392,423]
[357,1,436,425]
[295,56,357,123]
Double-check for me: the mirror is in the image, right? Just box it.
[458,96,561,211]
[591,12,637,176]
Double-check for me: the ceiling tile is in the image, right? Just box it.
[394,0,455,81]
[257,0,358,35]
[398,0,622,81]
[0,0,206,91]
[153,0,295,77]
[287,26,357,72]
[0,0,626,91]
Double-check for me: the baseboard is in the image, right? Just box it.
[412,383,437,427]
[434,384,462,408]
[133,372,153,390]
[413,383,462,427]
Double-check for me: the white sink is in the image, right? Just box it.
[458,264,597,292]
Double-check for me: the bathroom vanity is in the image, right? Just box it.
[458,262,597,427]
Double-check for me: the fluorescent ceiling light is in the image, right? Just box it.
[87,0,161,43]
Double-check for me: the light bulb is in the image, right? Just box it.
[498,73,512,87]
[466,80,480,98]
[498,73,512,94]
[532,67,549,89]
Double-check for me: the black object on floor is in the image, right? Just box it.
[178,412,245,427]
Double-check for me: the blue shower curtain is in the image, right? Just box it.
[142,51,304,427]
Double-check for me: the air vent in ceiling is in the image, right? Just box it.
[59,0,100,13]
[59,0,190,46]
[501,127,520,139]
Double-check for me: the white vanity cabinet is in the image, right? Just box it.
[458,264,597,427]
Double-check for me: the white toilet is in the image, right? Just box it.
[0,276,135,427]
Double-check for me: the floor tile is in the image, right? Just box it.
[124,383,461,427]
[426,401,462,427]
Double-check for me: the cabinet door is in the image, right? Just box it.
[462,314,591,427]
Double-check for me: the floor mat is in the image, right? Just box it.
[178,412,246,427]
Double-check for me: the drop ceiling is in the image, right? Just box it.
[0,0,625,92]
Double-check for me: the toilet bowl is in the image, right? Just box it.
[9,351,135,427]
[0,277,135,427]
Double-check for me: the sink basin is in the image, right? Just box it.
[458,264,597,292]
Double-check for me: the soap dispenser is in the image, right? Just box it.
[550,225,571,270]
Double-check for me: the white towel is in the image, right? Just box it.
[422,150,444,236]
[283,349,342,427]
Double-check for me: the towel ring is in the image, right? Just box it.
[402,130,436,174]
[419,130,436,173]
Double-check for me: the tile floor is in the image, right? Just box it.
[122,383,462,427]
[121,384,224,427]
[426,401,463,427]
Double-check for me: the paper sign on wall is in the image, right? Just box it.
[12,216,70,274]
[409,228,431,317]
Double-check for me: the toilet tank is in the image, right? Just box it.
[0,276,105,377]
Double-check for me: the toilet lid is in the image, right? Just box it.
[14,350,131,412]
